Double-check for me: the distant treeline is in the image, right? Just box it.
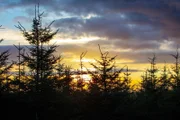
[1,5,180,120]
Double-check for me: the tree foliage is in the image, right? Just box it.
[88,44,127,94]
[0,26,14,95]
[16,5,59,95]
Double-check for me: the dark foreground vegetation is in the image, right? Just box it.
[1,5,180,120]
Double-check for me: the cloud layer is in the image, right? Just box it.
[1,0,180,66]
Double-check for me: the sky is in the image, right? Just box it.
[0,0,180,81]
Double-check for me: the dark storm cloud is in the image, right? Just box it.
[2,0,180,52]
[54,17,84,36]
[53,14,163,50]
[52,0,180,41]
[84,39,160,50]
[83,15,163,40]
[53,13,163,41]
[113,40,161,50]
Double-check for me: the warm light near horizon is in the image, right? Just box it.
[71,74,92,83]
[51,36,102,45]
[73,58,96,63]
[81,74,92,81]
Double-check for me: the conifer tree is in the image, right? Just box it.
[76,51,87,91]
[159,63,171,91]
[60,65,73,95]
[16,5,59,98]
[141,54,159,93]
[16,5,60,120]
[170,48,180,89]
[55,55,64,78]
[88,44,123,94]
[122,66,131,92]
[11,43,26,92]
[0,26,14,95]
[14,43,23,81]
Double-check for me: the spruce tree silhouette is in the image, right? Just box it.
[88,44,124,95]
[141,54,159,93]
[16,4,59,120]
[12,43,26,93]
[170,48,180,89]
[159,62,171,91]
[0,26,14,96]
[76,51,87,91]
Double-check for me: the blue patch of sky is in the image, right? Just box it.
[0,0,20,7]
[0,7,31,29]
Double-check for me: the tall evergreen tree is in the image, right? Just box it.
[170,48,180,89]
[16,5,59,94]
[15,10,61,119]
[59,65,73,95]
[122,66,131,92]
[16,5,59,120]
[141,54,159,93]
[88,44,124,94]
[13,43,25,81]
[11,43,26,92]
[0,26,14,95]
[76,51,87,91]
[159,62,171,91]
[55,55,64,78]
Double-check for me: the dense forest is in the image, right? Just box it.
[1,5,180,120]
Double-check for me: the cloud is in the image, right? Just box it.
[53,13,163,42]
[13,16,31,23]
[1,0,180,66]
[0,29,28,45]
[3,0,180,41]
